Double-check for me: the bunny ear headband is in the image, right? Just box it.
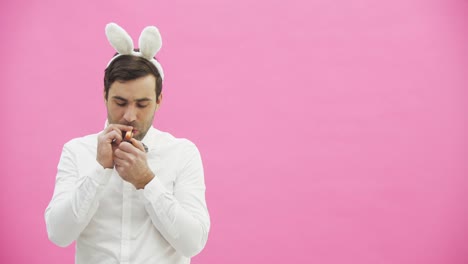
[105,22,164,80]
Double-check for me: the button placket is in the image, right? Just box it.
[120,181,133,263]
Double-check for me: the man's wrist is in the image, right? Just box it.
[135,170,155,190]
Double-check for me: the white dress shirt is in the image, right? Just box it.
[45,127,210,264]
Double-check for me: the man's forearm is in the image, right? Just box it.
[45,163,112,246]
[139,177,210,258]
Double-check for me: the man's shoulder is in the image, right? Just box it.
[153,129,199,153]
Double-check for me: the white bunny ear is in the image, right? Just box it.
[106,23,134,55]
[152,60,164,80]
[139,26,162,59]
[105,23,165,80]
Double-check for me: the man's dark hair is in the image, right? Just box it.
[104,53,163,100]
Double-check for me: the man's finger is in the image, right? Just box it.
[104,124,133,134]
[106,130,122,144]
[114,148,131,160]
[116,142,143,158]
[129,138,146,152]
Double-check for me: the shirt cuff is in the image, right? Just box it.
[138,176,179,237]
[139,176,169,203]
[88,165,113,186]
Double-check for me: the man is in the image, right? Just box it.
[45,23,210,264]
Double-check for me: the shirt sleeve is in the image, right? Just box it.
[45,142,113,247]
[139,141,210,258]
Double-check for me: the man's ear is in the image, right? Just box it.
[156,93,163,111]
[104,91,108,103]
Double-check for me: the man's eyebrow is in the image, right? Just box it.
[135,98,152,102]
[112,96,128,101]
[111,96,152,102]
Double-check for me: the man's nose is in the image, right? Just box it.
[123,106,137,122]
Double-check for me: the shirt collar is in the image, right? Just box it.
[141,126,161,151]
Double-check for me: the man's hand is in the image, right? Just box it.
[97,124,133,169]
[114,139,155,189]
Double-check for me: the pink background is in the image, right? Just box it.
[1,0,467,263]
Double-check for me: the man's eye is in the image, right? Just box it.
[116,102,126,106]
[137,104,149,108]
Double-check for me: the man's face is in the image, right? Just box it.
[105,75,161,140]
